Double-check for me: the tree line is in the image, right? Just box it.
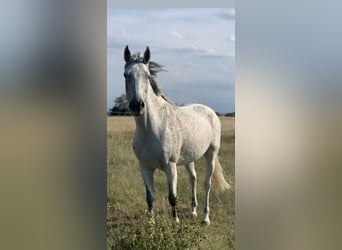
[108,94,235,117]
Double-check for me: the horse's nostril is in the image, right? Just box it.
[129,100,144,114]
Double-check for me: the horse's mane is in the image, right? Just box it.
[125,52,177,107]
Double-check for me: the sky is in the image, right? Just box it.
[107,8,235,113]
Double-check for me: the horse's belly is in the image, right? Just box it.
[179,147,207,163]
[178,139,211,165]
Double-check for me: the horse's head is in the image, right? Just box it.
[123,45,151,115]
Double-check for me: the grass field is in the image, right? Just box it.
[107,116,235,249]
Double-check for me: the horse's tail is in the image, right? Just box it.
[213,156,231,192]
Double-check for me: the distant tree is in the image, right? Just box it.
[115,94,129,111]
[224,112,235,117]
[108,94,130,115]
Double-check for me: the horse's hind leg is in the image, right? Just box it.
[185,162,198,218]
[202,149,217,225]
[139,163,155,214]
[165,162,179,222]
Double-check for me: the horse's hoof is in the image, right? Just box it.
[201,220,210,226]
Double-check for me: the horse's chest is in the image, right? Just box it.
[133,135,177,168]
[134,141,160,162]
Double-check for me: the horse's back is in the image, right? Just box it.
[180,103,221,134]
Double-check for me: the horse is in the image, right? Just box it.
[123,45,230,225]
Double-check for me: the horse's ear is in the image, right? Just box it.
[124,45,131,62]
[143,46,150,64]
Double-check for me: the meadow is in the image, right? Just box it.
[107,116,235,249]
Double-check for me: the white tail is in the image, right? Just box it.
[213,156,231,191]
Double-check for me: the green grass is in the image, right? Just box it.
[107,116,235,249]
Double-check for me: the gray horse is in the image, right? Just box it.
[123,45,230,225]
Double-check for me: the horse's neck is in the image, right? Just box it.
[134,93,172,136]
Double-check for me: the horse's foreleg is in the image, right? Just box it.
[139,163,155,214]
[203,151,216,225]
[185,162,198,218]
[165,162,179,222]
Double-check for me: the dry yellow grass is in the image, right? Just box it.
[220,116,235,132]
[107,116,136,134]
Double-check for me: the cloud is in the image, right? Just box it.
[107,8,235,113]
[171,31,184,39]
[153,46,230,60]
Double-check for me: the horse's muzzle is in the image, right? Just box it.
[129,100,145,115]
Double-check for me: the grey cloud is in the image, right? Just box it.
[107,41,125,50]
[152,46,232,60]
